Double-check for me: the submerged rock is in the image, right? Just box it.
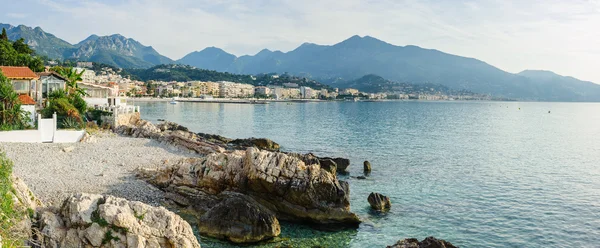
[364,160,372,173]
[138,147,360,226]
[387,236,458,248]
[199,192,280,243]
[38,193,201,248]
[368,192,391,211]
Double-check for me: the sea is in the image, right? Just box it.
[134,100,600,248]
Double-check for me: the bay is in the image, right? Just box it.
[134,100,600,247]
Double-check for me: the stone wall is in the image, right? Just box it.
[102,112,140,129]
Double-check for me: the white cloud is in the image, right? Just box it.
[1,0,599,83]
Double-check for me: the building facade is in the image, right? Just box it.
[218,81,254,98]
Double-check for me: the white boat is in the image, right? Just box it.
[169,98,177,104]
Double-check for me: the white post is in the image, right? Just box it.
[52,112,57,143]
[37,112,42,131]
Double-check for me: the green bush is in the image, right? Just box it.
[0,152,19,247]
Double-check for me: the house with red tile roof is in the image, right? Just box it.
[0,66,41,102]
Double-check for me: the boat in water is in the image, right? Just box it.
[169,98,177,104]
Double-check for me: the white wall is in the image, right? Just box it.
[0,130,41,143]
[53,130,86,143]
[85,97,110,106]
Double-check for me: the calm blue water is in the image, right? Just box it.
[135,101,600,248]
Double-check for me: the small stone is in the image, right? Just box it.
[62,146,75,153]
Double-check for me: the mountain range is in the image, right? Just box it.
[178,36,600,101]
[0,23,172,68]
[3,23,600,101]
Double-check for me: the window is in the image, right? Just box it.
[12,80,29,92]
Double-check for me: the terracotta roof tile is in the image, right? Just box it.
[0,66,39,80]
[18,94,36,105]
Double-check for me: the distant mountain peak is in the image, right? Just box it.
[108,33,126,39]
[337,35,388,48]
[197,46,231,55]
[256,48,273,56]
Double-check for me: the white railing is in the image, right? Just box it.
[93,105,140,115]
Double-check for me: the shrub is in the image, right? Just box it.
[0,152,20,247]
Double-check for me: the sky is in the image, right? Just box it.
[1,0,600,83]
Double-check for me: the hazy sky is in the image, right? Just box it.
[2,0,600,83]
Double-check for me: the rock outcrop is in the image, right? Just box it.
[387,237,458,248]
[138,147,360,226]
[198,192,280,243]
[38,193,201,248]
[368,192,391,211]
[116,119,280,154]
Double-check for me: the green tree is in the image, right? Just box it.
[0,37,44,72]
[12,38,32,55]
[0,73,30,130]
[0,28,7,41]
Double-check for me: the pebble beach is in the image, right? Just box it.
[0,132,195,207]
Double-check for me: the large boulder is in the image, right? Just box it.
[138,147,360,226]
[387,237,458,248]
[320,157,350,173]
[198,192,280,243]
[38,193,201,248]
[368,192,391,211]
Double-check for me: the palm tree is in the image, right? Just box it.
[52,67,87,97]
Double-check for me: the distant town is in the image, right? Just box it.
[67,62,494,101]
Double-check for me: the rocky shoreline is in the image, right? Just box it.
[1,116,459,247]
[115,117,360,243]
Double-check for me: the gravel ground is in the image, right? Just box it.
[0,132,195,207]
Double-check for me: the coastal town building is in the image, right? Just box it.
[74,67,96,83]
[188,81,220,97]
[218,81,254,98]
[0,66,41,101]
[342,88,359,95]
[320,89,329,98]
[283,83,299,88]
[255,86,271,96]
[76,62,94,68]
[300,86,316,99]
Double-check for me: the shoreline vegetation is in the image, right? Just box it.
[0,117,457,247]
